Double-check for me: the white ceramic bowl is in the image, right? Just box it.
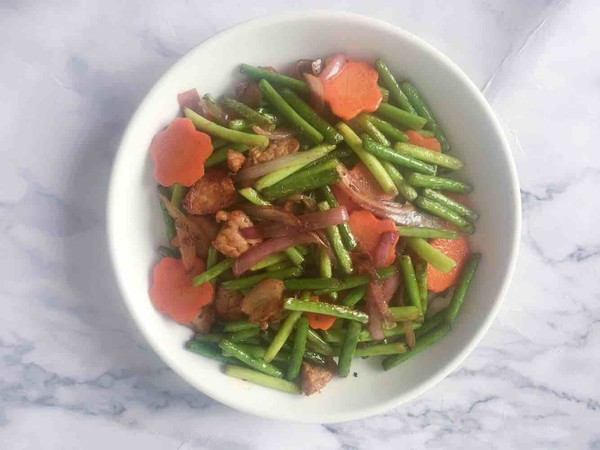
[107,11,520,423]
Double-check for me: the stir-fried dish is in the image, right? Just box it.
[149,54,481,395]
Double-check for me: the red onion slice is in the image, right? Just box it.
[233,232,320,276]
[235,150,313,184]
[177,89,201,114]
[304,73,325,111]
[199,97,229,124]
[374,230,399,269]
[336,165,444,227]
[252,125,294,140]
[321,53,347,80]
[241,207,349,239]
[238,204,300,226]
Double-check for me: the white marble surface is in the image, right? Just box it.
[1,0,599,448]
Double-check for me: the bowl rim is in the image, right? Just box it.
[107,10,521,423]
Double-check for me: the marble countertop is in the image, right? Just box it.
[1,0,599,448]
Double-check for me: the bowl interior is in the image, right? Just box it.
[108,12,520,423]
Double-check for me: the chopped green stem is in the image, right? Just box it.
[401,81,450,153]
[313,266,398,294]
[356,116,390,146]
[378,86,390,102]
[361,113,409,143]
[415,311,447,338]
[362,137,437,175]
[414,259,429,316]
[306,329,335,355]
[389,305,421,322]
[228,118,250,131]
[185,108,269,148]
[261,158,339,201]
[382,323,450,370]
[407,238,457,273]
[222,266,302,290]
[337,122,398,196]
[229,328,261,343]
[338,321,361,377]
[259,79,323,144]
[250,252,288,271]
[341,285,368,307]
[157,186,176,241]
[381,161,418,202]
[185,340,240,365]
[284,298,369,323]
[279,88,343,144]
[396,226,459,239]
[222,97,275,128]
[303,349,327,366]
[320,185,358,249]
[205,143,249,168]
[375,59,418,114]
[223,320,260,333]
[422,188,479,222]
[446,253,481,323]
[284,277,341,291]
[220,340,283,377]
[376,103,427,130]
[399,255,423,314]
[254,144,335,191]
[240,64,309,94]
[266,262,293,272]
[394,142,463,170]
[408,173,472,193]
[206,246,218,270]
[355,342,407,357]
[415,197,475,234]
[192,333,226,343]
[264,311,303,362]
[171,184,187,208]
[358,322,421,342]
[287,316,309,380]
[193,258,234,286]
[224,365,301,393]
[317,201,353,274]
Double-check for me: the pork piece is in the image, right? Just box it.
[212,210,261,258]
[170,214,218,260]
[183,168,238,215]
[241,278,284,328]
[227,149,246,174]
[190,305,215,333]
[245,137,300,166]
[214,285,244,321]
[236,80,262,108]
[300,362,334,396]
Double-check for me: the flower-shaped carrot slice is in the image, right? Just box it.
[150,256,214,323]
[349,209,398,268]
[150,117,213,187]
[405,130,441,152]
[322,60,382,120]
[306,297,337,330]
[427,236,470,293]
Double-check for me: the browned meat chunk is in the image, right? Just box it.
[212,210,261,258]
[214,285,244,321]
[190,305,215,333]
[241,278,284,328]
[236,80,262,108]
[183,168,238,215]
[227,149,246,174]
[245,137,300,166]
[300,362,334,396]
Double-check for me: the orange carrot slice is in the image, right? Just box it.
[427,236,470,293]
[349,210,399,268]
[331,162,394,214]
[306,297,337,330]
[321,59,382,120]
[150,117,213,187]
[406,129,441,152]
[150,256,214,323]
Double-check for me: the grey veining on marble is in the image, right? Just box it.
[0,0,599,448]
